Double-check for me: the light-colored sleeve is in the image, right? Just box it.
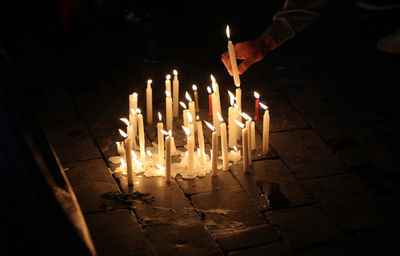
[264,0,329,49]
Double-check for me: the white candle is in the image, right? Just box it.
[166,90,173,131]
[251,121,256,151]
[157,112,164,165]
[218,112,229,171]
[186,91,196,132]
[124,138,134,186]
[211,75,222,118]
[196,115,205,163]
[146,79,153,125]
[165,133,172,183]
[226,25,241,86]
[173,70,179,118]
[165,74,172,95]
[129,109,138,147]
[235,120,249,173]
[192,84,200,113]
[129,92,138,113]
[169,130,177,155]
[235,85,242,110]
[180,102,189,128]
[245,120,252,165]
[188,112,195,139]
[211,81,221,135]
[228,91,238,147]
[260,102,270,154]
[182,126,194,178]
[137,109,145,159]
[205,121,218,176]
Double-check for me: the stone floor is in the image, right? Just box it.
[25,1,400,255]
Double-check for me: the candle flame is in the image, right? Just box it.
[136,108,141,114]
[166,90,171,97]
[120,118,130,126]
[226,25,230,39]
[217,111,224,122]
[192,84,197,91]
[147,79,152,84]
[168,130,172,136]
[161,129,169,136]
[212,81,217,93]
[240,112,251,121]
[187,112,193,123]
[228,90,235,106]
[131,108,136,115]
[158,112,162,122]
[196,115,199,121]
[116,142,120,146]
[173,69,178,76]
[235,120,245,129]
[207,86,212,94]
[233,146,238,152]
[119,129,128,138]
[254,91,260,99]
[132,92,138,98]
[146,150,152,156]
[166,74,171,80]
[180,101,187,109]
[185,91,192,102]
[259,102,268,110]
[204,121,215,132]
[156,163,165,171]
[182,126,191,136]
[234,103,239,110]
[235,84,240,88]
[197,148,201,157]
[210,74,216,83]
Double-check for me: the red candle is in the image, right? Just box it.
[207,86,212,116]
[254,91,260,120]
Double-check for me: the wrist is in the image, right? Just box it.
[258,34,275,52]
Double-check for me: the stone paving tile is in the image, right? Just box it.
[370,121,400,155]
[144,223,223,256]
[64,159,119,213]
[294,243,351,256]
[270,130,348,179]
[190,187,267,236]
[84,209,157,256]
[303,174,399,230]
[231,159,313,211]
[266,206,344,249]
[215,224,280,252]
[227,243,291,256]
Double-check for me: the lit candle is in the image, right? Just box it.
[146,79,153,125]
[211,75,222,116]
[165,74,172,95]
[207,86,212,116]
[226,25,241,86]
[241,112,253,166]
[137,109,145,159]
[180,102,189,128]
[235,84,242,110]
[124,138,134,186]
[235,120,249,173]
[173,70,179,118]
[254,91,260,120]
[217,112,229,171]
[234,103,242,141]
[129,92,138,113]
[192,84,200,113]
[205,121,218,176]
[120,117,133,144]
[182,125,195,178]
[228,90,238,148]
[260,102,270,154]
[118,129,128,160]
[196,115,205,163]
[166,90,173,131]
[157,112,164,165]
[211,79,221,135]
[162,130,172,183]
[186,91,196,132]
[251,121,256,150]
[129,109,138,146]
[188,112,195,139]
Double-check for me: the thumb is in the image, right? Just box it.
[238,59,254,74]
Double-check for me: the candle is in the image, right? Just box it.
[146,79,153,125]
[173,70,179,118]
[182,125,195,178]
[157,112,164,165]
[205,121,218,176]
[235,120,249,173]
[180,102,189,128]
[192,84,200,113]
[188,112,195,139]
[251,121,256,150]
[260,102,270,154]
[241,112,253,166]
[229,146,241,163]
[196,115,205,163]
[228,90,238,147]
[235,85,242,110]
[207,86,212,116]
[254,91,260,120]
[217,112,229,171]
[124,138,134,186]
[137,109,145,159]
[166,90,173,131]
[226,25,241,85]
[165,74,172,95]
[186,91,196,132]
[120,118,132,143]
[129,109,138,145]
[129,92,138,113]
[211,75,222,116]
[165,134,172,182]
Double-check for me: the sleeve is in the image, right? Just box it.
[264,0,329,49]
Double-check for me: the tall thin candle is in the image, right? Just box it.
[165,74,172,95]
[137,109,145,159]
[146,79,153,125]
[254,91,260,120]
[166,90,173,131]
[173,70,179,117]
[193,84,200,113]
[260,102,270,154]
[218,112,229,171]
[205,121,218,176]
[226,25,241,86]
[207,86,212,116]
[228,90,238,147]
[235,120,249,173]
[157,112,164,165]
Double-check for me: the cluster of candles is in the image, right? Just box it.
[111,26,270,186]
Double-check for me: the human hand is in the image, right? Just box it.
[221,34,275,75]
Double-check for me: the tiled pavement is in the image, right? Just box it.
[30,1,400,255]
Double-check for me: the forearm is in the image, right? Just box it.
[264,0,329,49]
